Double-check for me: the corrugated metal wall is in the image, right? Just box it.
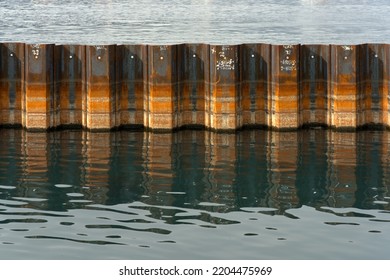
[0,43,389,131]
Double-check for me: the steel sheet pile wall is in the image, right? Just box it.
[54,45,85,128]
[0,43,389,131]
[0,43,24,126]
[24,44,55,130]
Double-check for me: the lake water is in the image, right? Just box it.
[0,129,389,259]
[0,0,390,260]
[0,0,390,44]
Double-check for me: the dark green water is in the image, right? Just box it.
[0,129,389,259]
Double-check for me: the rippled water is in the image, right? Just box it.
[0,0,390,44]
[1,0,390,259]
[0,129,389,259]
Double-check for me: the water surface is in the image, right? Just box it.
[0,0,389,44]
[1,0,390,259]
[0,129,389,259]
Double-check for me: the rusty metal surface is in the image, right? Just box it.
[116,44,147,129]
[25,44,54,130]
[0,42,24,126]
[0,43,390,131]
[85,45,116,130]
[271,44,299,130]
[358,44,390,127]
[177,44,209,128]
[54,45,85,127]
[209,45,240,130]
[147,45,178,130]
[300,45,330,127]
[330,45,357,129]
[241,44,271,128]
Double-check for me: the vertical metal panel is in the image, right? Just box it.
[209,45,240,130]
[147,45,178,130]
[271,44,299,130]
[358,44,389,128]
[177,43,209,128]
[240,44,271,128]
[300,45,330,127]
[25,43,54,130]
[0,42,24,126]
[330,45,358,129]
[85,45,116,130]
[54,45,85,127]
[116,44,147,129]
[386,44,390,128]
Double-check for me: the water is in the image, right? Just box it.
[0,0,390,44]
[1,0,390,260]
[0,129,389,259]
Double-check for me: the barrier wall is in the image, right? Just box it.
[0,43,389,131]
[0,43,24,127]
[54,44,85,128]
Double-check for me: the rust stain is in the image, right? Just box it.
[0,43,389,131]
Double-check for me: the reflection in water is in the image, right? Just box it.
[0,129,389,259]
[0,129,389,212]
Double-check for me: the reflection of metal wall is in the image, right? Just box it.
[328,132,357,207]
[1,43,390,130]
[295,130,330,206]
[142,133,175,205]
[235,130,272,207]
[3,129,388,211]
[205,132,237,208]
[268,132,300,211]
[355,132,386,209]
